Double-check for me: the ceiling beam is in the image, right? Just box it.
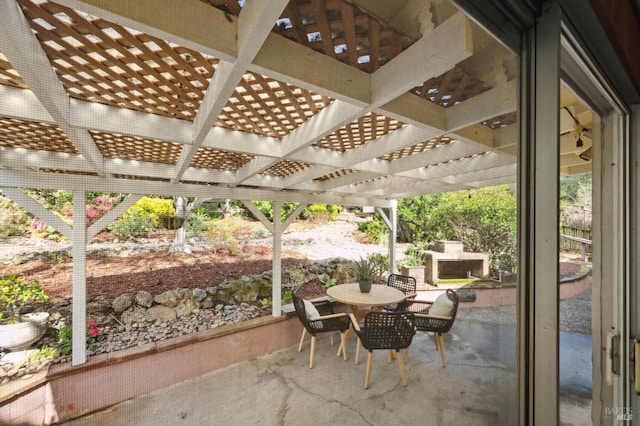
[174,0,290,182]
[0,1,104,173]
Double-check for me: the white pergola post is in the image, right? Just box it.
[243,201,306,316]
[376,201,398,274]
[71,190,87,365]
[271,202,282,317]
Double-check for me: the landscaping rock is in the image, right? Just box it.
[112,293,135,313]
[135,291,154,308]
[145,306,177,323]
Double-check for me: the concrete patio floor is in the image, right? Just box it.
[63,319,591,426]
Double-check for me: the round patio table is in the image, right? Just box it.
[327,283,406,356]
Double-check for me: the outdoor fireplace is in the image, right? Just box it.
[424,241,489,285]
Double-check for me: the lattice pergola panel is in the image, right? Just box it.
[90,131,182,164]
[314,112,404,152]
[424,152,490,169]
[19,0,217,120]
[260,159,311,177]
[0,117,77,153]
[273,0,415,73]
[39,168,98,176]
[0,52,27,89]
[112,174,170,182]
[482,112,517,129]
[190,147,254,171]
[411,67,491,108]
[379,135,455,161]
[313,168,355,181]
[215,72,332,138]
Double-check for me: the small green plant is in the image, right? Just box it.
[57,324,72,355]
[86,318,106,351]
[56,319,107,354]
[0,274,50,323]
[403,246,424,267]
[250,226,266,238]
[29,344,60,362]
[187,211,210,237]
[260,298,272,308]
[108,210,155,239]
[283,291,293,303]
[350,257,375,282]
[322,277,337,289]
[367,253,389,283]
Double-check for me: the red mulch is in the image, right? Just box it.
[3,245,311,305]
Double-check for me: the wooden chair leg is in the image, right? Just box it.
[397,350,407,386]
[438,334,447,367]
[387,350,392,364]
[434,332,439,350]
[339,332,347,361]
[354,338,361,364]
[330,332,334,346]
[298,329,306,352]
[364,352,373,389]
[309,336,316,369]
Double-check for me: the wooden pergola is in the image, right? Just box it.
[0,0,591,365]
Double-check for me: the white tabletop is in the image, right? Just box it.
[326,283,405,307]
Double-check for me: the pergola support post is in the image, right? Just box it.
[243,201,306,316]
[376,200,398,274]
[71,190,87,365]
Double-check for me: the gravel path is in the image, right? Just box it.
[458,277,592,335]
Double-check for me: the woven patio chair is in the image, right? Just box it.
[350,311,416,389]
[410,289,459,367]
[292,292,351,368]
[384,274,417,312]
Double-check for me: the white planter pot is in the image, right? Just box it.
[0,312,50,351]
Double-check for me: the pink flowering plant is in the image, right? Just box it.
[86,318,106,350]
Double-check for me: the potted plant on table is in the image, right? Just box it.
[0,274,50,352]
[350,257,375,293]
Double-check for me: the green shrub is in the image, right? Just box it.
[398,185,517,273]
[209,218,239,253]
[128,197,175,228]
[0,195,31,238]
[108,210,155,239]
[187,211,210,237]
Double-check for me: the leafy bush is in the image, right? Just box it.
[399,185,517,272]
[251,202,341,222]
[187,211,210,237]
[208,218,239,254]
[367,253,389,283]
[127,197,175,228]
[0,195,30,238]
[108,210,155,239]
[358,219,387,244]
[0,275,49,323]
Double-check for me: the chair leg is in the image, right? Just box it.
[309,335,316,369]
[298,328,306,352]
[433,332,439,350]
[387,350,392,364]
[404,347,410,362]
[355,338,361,364]
[397,350,408,386]
[438,334,447,367]
[364,352,373,389]
[339,332,347,361]
[330,332,334,346]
